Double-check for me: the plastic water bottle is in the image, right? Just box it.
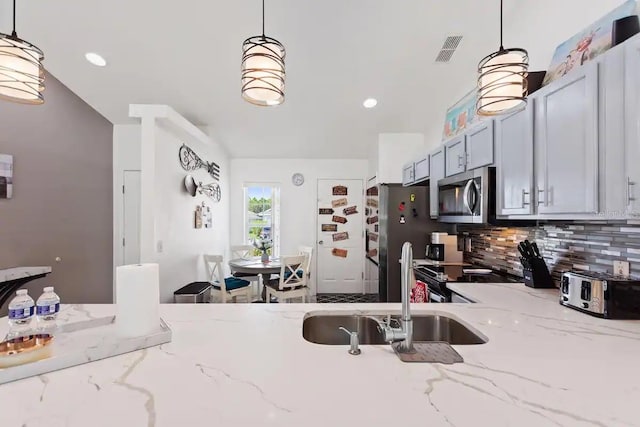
[36,287,60,335]
[6,289,35,340]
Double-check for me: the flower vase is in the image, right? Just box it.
[261,252,270,263]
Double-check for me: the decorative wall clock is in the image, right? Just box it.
[292,173,304,186]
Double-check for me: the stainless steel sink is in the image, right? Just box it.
[302,313,487,345]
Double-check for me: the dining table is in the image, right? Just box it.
[228,257,282,302]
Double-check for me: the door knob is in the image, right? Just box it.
[318,240,324,245]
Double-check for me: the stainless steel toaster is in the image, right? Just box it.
[560,271,640,319]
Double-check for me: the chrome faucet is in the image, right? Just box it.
[371,242,414,353]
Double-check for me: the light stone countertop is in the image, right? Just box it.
[0,267,52,284]
[1,282,639,427]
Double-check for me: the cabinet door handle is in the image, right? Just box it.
[537,188,545,206]
[522,189,530,207]
[628,177,636,205]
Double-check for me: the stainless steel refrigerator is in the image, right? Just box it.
[365,181,450,302]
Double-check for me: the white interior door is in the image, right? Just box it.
[316,179,364,294]
[123,170,141,265]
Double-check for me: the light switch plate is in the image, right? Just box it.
[613,261,630,278]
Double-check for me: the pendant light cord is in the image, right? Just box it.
[12,0,17,36]
[499,0,504,50]
[262,0,265,36]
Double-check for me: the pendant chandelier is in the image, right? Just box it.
[241,0,285,106]
[0,0,44,104]
[477,0,528,116]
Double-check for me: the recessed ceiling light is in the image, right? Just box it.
[85,52,107,67]
[363,98,378,109]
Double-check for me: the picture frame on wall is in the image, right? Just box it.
[0,154,13,199]
[542,0,638,86]
[442,88,478,141]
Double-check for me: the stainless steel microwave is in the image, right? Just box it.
[437,167,494,224]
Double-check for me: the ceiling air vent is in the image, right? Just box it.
[435,35,463,63]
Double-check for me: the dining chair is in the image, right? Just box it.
[204,255,252,303]
[298,246,314,280]
[230,244,261,298]
[265,255,309,303]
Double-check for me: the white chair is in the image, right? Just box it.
[204,255,252,303]
[231,245,254,259]
[230,244,261,298]
[298,245,314,280]
[265,255,309,303]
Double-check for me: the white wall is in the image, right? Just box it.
[230,158,368,293]
[153,123,230,303]
[114,117,230,303]
[113,124,142,289]
[368,133,426,184]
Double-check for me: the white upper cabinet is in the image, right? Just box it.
[466,121,494,170]
[625,35,640,218]
[413,156,430,183]
[402,163,415,187]
[534,62,599,215]
[444,135,466,177]
[429,147,445,218]
[495,105,534,215]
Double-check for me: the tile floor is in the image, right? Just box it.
[316,293,380,303]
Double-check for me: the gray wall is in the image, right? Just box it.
[0,73,113,313]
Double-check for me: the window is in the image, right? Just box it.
[244,184,280,256]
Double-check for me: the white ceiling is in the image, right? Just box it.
[1,0,628,158]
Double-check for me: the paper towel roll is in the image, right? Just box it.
[116,264,160,338]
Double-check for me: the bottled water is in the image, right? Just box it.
[6,289,35,340]
[36,287,60,335]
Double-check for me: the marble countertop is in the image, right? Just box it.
[0,266,51,284]
[1,283,640,427]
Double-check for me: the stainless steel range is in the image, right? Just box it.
[414,264,519,303]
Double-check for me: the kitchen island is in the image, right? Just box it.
[1,282,639,427]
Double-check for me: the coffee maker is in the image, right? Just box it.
[424,232,463,265]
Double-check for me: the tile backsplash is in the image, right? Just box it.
[459,221,640,286]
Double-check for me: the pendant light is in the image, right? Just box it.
[0,0,44,104]
[241,0,285,106]
[477,0,528,116]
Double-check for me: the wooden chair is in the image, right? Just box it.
[204,255,252,303]
[265,255,309,303]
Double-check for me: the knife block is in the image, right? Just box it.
[522,258,555,289]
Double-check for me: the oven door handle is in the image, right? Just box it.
[429,292,445,303]
[462,179,474,215]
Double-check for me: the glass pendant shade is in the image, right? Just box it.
[477,48,528,116]
[0,33,44,105]
[241,35,285,106]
